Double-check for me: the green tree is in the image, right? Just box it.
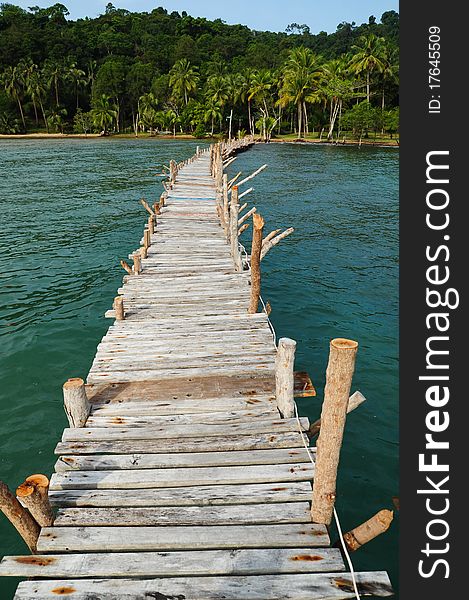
[68,64,87,109]
[278,48,322,138]
[169,59,199,105]
[91,94,117,133]
[1,65,26,129]
[349,33,386,103]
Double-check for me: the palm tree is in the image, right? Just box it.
[138,92,159,133]
[205,75,230,116]
[320,58,359,140]
[278,48,322,138]
[1,65,26,129]
[91,94,117,133]
[26,65,49,131]
[169,59,199,105]
[68,64,87,109]
[47,107,67,133]
[204,100,222,135]
[248,69,273,119]
[43,59,66,107]
[349,34,386,103]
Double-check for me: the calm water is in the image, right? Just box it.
[0,139,398,597]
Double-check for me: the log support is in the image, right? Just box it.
[63,377,90,428]
[230,186,242,272]
[114,296,125,321]
[16,475,54,527]
[0,481,40,553]
[275,338,297,418]
[343,509,394,551]
[311,338,358,525]
[248,212,264,313]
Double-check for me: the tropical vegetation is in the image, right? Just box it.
[0,4,399,139]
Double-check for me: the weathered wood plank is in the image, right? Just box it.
[50,463,314,490]
[55,431,306,455]
[37,523,330,552]
[61,418,309,442]
[48,481,313,507]
[86,408,278,428]
[13,572,394,599]
[53,502,311,526]
[0,547,344,578]
[54,448,313,471]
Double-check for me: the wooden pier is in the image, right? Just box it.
[0,139,393,598]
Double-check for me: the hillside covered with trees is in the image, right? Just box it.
[0,3,399,139]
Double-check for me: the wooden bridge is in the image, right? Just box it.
[0,139,393,598]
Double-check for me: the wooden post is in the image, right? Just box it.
[144,228,151,249]
[16,475,54,527]
[223,174,229,239]
[148,215,155,234]
[248,212,264,314]
[230,186,242,272]
[311,338,359,525]
[133,253,141,275]
[140,245,147,259]
[275,338,297,418]
[343,509,394,551]
[114,296,125,321]
[63,377,90,428]
[153,202,161,216]
[0,480,40,553]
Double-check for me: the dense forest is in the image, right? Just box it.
[0,3,399,139]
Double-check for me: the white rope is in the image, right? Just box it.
[292,402,361,600]
[220,151,359,600]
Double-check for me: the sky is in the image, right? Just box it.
[11,1,399,33]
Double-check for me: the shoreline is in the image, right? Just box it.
[0,132,399,148]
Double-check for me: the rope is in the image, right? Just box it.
[220,146,360,599]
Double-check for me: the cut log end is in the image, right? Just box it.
[343,509,394,552]
[63,378,84,391]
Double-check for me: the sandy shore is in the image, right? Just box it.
[0,132,399,147]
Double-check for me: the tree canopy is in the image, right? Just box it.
[0,5,399,137]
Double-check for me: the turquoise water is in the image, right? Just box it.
[0,139,398,597]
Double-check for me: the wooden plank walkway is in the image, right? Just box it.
[0,144,393,598]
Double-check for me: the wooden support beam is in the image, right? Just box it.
[140,245,147,260]
[276,338,297,418]
[238,202,248,215]
[238,187,253,200]
[238,223,250,236]
[16,475,54,527]
[309,391,366,437]
[113,296,125,321]
[262,229,281,247]
[148,215,155,235]
[237,164,267,188]
[139,198,155,217]
[311,338,358,525]
[230,186,242,272]
[153,202,160,215]
[132,253,141,275]
[261,228,294,260]
[144,228,151,250]
[248,212,264,314]
[238,207,257,227]
[0,480,40,553]
[222,174,229,239]
[120,260,132,275]
[343,509,394,551]
[228,171,242,190]
[63,378,90,428]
